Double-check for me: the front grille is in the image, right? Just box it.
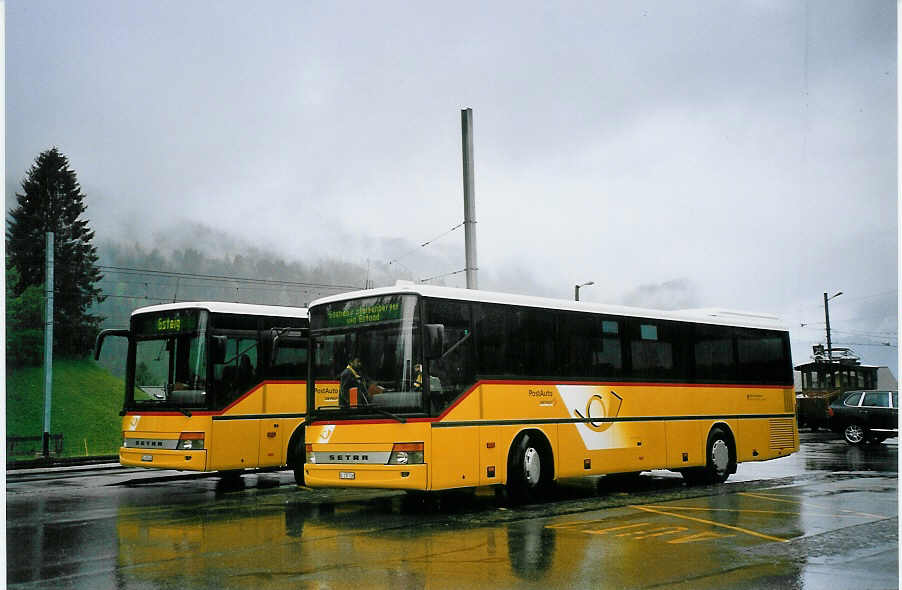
[769,418,796,450]
[123,438,179,450]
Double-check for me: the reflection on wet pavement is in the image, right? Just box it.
[6,433,897,589]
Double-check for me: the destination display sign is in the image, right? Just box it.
[135,310,200,336]
[324,296,406,328]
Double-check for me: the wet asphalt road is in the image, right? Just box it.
[6,432,898,589]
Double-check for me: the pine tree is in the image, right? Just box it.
[6,147,105,357]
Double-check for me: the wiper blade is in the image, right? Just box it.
[308,406,406,424]
[366,406,406,423]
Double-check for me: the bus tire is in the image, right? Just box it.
[287,427,306,486]
[683,426,734,485]
[506,431,553,504]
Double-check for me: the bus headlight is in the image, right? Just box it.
[306,443,315,464]
[178,432,205,450]
[388,442,424,465]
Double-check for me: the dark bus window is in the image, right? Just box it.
[693,324,735,383]
[736,328,790,384]
[269,339,308,379]
[211,334,260,407]
[559,311,591,378]
[425,298,475,415]
[474,303,508,376]
[506,307,556,377]
[631,321,671,376]
[592,318,624,378]
[559,312,624,380]
[629,319,685,381]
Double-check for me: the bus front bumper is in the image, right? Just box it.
[120,448,207,471]
[304,463,428,490]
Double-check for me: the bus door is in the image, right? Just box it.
[259,329,309,466]
[210,332,263,469]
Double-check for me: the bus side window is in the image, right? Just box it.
[212,336,260,407]
[736,328,788,384]
[270,339,308,379]
[629,320,686,381]
[693,324,735,383]
[425,299,474,414]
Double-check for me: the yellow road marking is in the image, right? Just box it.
[667,530,735,544]
[637,505,869,518]
[739,492,887,519]
[546,519,622,531]
[634,526,689,539]
[584,522,649,535]
[631,505,789,543]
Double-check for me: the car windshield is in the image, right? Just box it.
[130,310,208,408]
[310,295,422,415]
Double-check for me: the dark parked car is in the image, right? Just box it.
[828,390,898,445]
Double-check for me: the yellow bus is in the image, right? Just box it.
[302,283,798,501]
[96,301,317,483]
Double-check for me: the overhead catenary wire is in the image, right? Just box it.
[97,265,359,290]
[387,221,464,267]
[419,268,467,284]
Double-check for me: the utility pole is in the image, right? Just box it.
[824,291,842,389]
[42,232,54,458]
[824,292,833,362]
[461,108,478,289]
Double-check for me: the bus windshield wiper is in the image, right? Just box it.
[440,332,471,361]
[309,405,405,423]
[365,406,406,424]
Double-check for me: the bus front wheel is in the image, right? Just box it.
[287,429,306,486]
[506,432,553,504]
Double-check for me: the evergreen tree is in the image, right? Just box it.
[5,265,44,367]
[6,147,105,357]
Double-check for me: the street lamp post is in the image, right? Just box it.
[574,281,594,301]
[824,291,843,389]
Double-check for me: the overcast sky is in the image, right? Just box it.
[6,1,898,375]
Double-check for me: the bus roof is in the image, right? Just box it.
[309,281,788,331]
[130,301,308,319]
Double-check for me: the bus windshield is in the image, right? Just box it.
[311,294,422,415]
[130,309,208,409]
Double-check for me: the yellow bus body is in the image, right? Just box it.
[305,380,798,490]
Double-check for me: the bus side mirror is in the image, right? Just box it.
[424,324,445,359]
[94,329,130,360]
[212,336,228,364]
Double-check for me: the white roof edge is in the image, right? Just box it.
[130,301,308,319]
[309,283,788,330]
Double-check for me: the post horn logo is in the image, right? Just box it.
[573,390,623,433]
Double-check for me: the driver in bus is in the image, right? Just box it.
[339,357,382,407]
[412,363,423,392]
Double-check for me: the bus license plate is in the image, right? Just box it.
[141,455,153,462]
[339,471,355,480]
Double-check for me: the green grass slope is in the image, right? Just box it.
[7,359,124,458]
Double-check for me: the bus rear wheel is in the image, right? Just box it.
[506,432,553,504]
[683,426,734,485]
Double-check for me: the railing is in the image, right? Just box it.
[7,434,64,457]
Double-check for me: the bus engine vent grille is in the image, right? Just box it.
[768,418,796,450]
